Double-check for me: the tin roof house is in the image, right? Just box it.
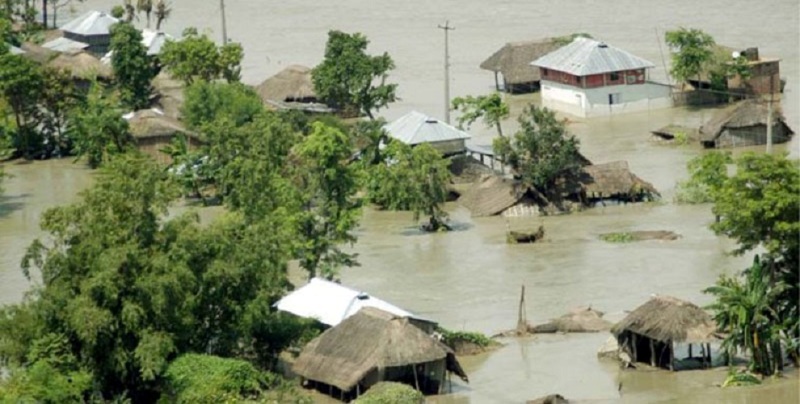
[59,10,119,56]
[531,37,673,118]
[384,111,471,156]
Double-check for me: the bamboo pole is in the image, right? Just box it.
[412,365,420,391]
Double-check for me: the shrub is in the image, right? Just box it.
[354,382,424,404]
[600,232,634,243]
[436,327,492,348]
[162,354,266,404]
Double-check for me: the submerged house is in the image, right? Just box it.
[47,50,113,88]
[293,307,468,400]
[699,99,794,148]
[275,277,435,331]
[579,161,659,204]
[384,111,471,157]
[254,65,330,113]
[480,40,563,93]
[691,46,783,97]
[125,109,202,165]
[531,37,672,117]
[59,10,119,56]
[611,295,720,371]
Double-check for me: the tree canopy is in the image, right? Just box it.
[312,30,397,119]
[181,80,264,130]
[110,21,155,110]
[665,27,716,85]
[67,83,132,168]
[160,27,243,85]
[493,105,583,191]
[452,93,509,137]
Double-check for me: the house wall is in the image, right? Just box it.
[425,139,466,156]
[541,80,673,118]
[728,60,781,96]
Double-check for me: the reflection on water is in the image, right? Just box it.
[2,0,798,402]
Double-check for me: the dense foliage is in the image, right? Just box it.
[354,382,424,404]
[312,30,397,119]
[674,151,732,204]
[0,53,43,158]
[67,84,132,168]
[181,80,263,129]
[452,93,509,137]
[160,27,244,85]
[110,22,155,110]
[365,141,452,231]
[493,105,583,190]
[665,27,716,85]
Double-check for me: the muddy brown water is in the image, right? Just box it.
[2,0,800,402]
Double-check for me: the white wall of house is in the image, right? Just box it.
[541,80,673,118]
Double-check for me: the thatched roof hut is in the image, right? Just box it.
[152,71,185,120]
[699,99,793,148]
[125,109,201,165]
[480,40,563,93]
[580,161,659,201]
[293,307,467,399]
[255,64,317,103]
[47,49,112,80]
[530,307,612,334]
[612,295,720,370]
[20,42,58,64]
[458,175,525,217]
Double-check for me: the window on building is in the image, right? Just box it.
[608,93,622,104]
[542,68,549,77]
[609,72,620,82]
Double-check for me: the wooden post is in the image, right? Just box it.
[412,365,420,391]
[494,72,500,91]
[707,343,712,368]
[632,333,638,363]
[517,285,527,334]
[669,341,674,371]
[650,339,656,367]
[357,384,361,398]
[688,344,692,358]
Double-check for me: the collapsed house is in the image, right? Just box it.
[699,99,794,148]
[292,307,468,401]
[611,295,720,371]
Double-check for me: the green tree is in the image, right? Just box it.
[312,30,397,119]
[160,27,243,85]
[493,105,583,191]
[665,27,716,86]
[352,118,388,167]
[366,141,452,231]
[68,83,132,168]
[674,151,733,204]
[161,134,213,204]
[706,256,786,375]
[292,122,361,279]
[181,80,263,129]
[354,382,424,404]
[452,92,509,137]
[39,67,81,156]
[2,155,306,400]
[110,21,155,110]
[0,53,43,158]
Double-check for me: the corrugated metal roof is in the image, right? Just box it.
[60,10,119,36]
[275,278,420,327]
[385,111,471,145]
[531,37,654,76]
[42,37,89,53]
[101,29,174,65]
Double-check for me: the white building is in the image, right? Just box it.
[531,37,673,118]
[384,111,471,156]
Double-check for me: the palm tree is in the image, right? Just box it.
[705,256,786,375]
[136,0,152,28]
[154,0,170,30]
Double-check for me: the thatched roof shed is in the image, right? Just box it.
[699,99,793,148]
[126,109,197,140]
[20,42,57,64]
[294,307,468,396]
[612,295,718,344]
[47,50,112,80]
[480,40,563,92]
[458,175,525,217]
[530,307,612,334]
[255,64,317,104]
[152,71,185,120]
[612,295,720,370]
[580,161,658,200]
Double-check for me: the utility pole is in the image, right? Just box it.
[438,21,455,124]
[220,0,228,44]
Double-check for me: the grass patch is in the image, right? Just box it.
[721,370,761,387]
[436,327,492,347]
[600,232,634,243]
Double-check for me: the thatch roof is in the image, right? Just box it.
[125,109,199,141]
[580,161,658,199]
[293,307,467,392]
[480,40,563,85]
[47,50,112,79]
[458,175,525,217]
[530,307,612,333]
[699,99,792,142]
[20,42,58,64]
[254,65,317,103]
[152,71,185,119]
[611,295,720,344]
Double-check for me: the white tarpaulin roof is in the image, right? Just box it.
[385,111,471,145]
[275,278,419,327]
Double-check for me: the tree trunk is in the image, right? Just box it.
[41,0,47,28]
[495,122,504,137]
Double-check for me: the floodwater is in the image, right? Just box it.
[3,0,800,402]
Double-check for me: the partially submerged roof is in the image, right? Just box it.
[42,36,90,53]
[293,307,468,392]
[385,111,471,145]
[458,175,524,217]
[699,99,793,142]
[532,37,655,76]
[581,161,659,199]
[125,109,198,140]
[611,295,720,344]
[254,64,317,103]
[47,50,112,79]
[480,40,563,85]
[60,10,119,36]
[275,278,423,327]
